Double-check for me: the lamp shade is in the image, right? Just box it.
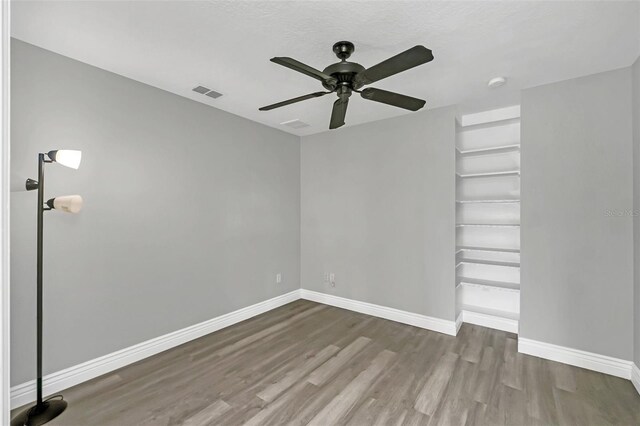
[47,195,83,213]
[48,150,82,169]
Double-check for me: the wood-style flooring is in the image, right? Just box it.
[16,300,640,425]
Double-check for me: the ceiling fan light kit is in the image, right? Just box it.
[259,41,434,129]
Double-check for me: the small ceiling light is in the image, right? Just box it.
[47,149,82,169]
[488,77,507,89]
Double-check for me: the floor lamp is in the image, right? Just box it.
[11,150,83,426]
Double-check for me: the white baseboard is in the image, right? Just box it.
[455,312,463,334]
[461,310,519,334]
[10,289,300,409]
[299,289,457,336]
[632,363,640,396]
[518,338,634,380]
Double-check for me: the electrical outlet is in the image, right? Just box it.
[276,273,282,284]
[329,273,336,287]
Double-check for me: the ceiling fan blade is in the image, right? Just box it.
[360,88,426,111]
[271,57,337,87]
[355,46,433,86]
[329,97,349,129]
[259,91,330,111]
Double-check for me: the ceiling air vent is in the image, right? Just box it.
[192,86,223,99]
[205,90,223,99]
[281,119,310,129]
[192,86,210,94]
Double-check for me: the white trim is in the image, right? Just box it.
[518,338,634,380]
[455,312,463,334]
[632,363,640,396]
[459,105,521,127]
[1,0,10,423]
[299,289,457,336]
[10,290,300,408]
[461,310,518,334]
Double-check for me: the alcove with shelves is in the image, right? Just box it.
[455,107,521,333]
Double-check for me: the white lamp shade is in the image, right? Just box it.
[50,150,82,169]
[51,195,83,213]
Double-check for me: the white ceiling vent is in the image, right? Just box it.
[281,119,310,129]
[192,85,223,99]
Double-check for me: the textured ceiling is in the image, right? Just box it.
[11,0,640,136]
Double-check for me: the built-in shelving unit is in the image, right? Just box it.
[455,106,521,333]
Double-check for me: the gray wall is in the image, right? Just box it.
[521,68,634,360]
[634,56,640,367]
[10,39,301,385]
[300,107,457,321]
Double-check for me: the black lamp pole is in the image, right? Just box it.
[36,153,45,407]
[11,152,75,426]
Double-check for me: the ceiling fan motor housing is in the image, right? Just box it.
[322,60,365,91]
[322,42,366,91]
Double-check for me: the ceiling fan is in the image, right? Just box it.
[259,41,434,130]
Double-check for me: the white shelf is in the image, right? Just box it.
[456,170,520,179]
[458,276,520,291]
[456,144,520,156]
[460,304,520,321]
[456,245,520,254]
[457,258,520,268]
[458,282,520,319]
[456,199,520,204]
[456,223,520,228]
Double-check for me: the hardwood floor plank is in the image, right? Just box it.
[212,304,326,358]
[501,337,524,390]
[550,358,578,393]
[242,382,317,426]
[182,400,231,426]
[307,349,396,426]
[307,336,371,386]
[344,397,384,425]
[461,325,485,364]
[523,354,559,425]
[256,344,340,402]
[429,358,478,426]
[413,352,459,416]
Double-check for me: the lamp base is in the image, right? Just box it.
[10,399,67,426]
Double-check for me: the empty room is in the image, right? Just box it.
[1,0,640,425]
